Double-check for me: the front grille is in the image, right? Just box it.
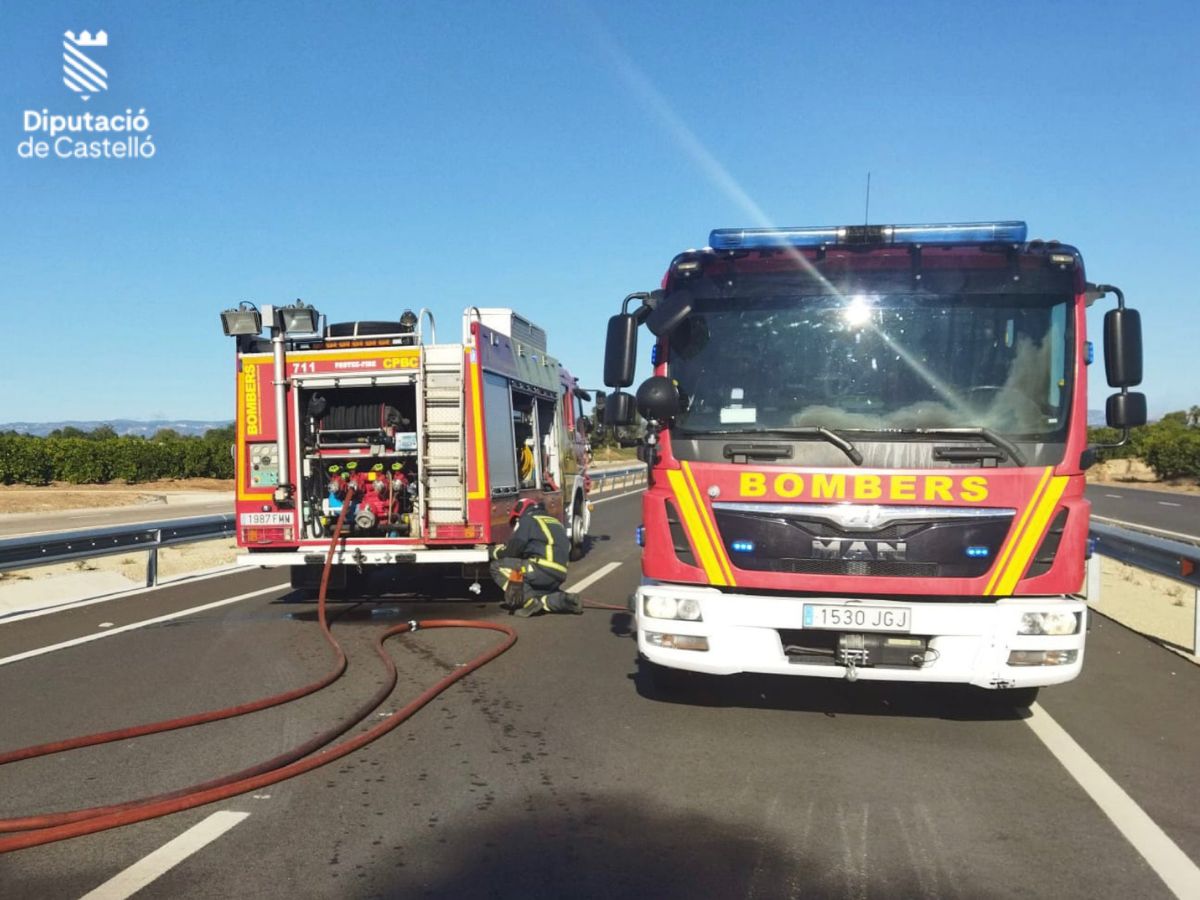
[755,558,938,578]
[797,521,913,540]
[715,507,1009,579]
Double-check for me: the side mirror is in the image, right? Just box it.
[646,289,694,338]
[635,376,680,423]
[605,391,636,427]
[1103,307,1143,388]
[1106,391,1147,429]
[604,314,637,388]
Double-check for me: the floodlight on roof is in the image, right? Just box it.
[220,302,262,336]
[278,300,320,335]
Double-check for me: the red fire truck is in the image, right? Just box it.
[604,221,1145,704]
[220,304,592,592]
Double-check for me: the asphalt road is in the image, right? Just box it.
[0,499,233,539]
[1,490,1197,898]
[1086,484,1200,543]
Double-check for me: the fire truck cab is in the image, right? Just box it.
[604,221,1145,703]
[221,303,592,592]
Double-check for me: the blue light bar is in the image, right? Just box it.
[730,540,755,553]
[709,221,1027,250]
[965,546,990,559]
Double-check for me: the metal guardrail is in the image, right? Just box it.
[1091,522,1200,589]
[589,463,647,494]
[1089,521,1200,656]
[0,514,236,588]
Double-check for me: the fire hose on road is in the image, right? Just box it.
[0,494,518,853]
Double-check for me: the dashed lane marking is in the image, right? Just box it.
[565,561,622,595]
[0,584,287,667]
[80,810,250,900]
[1024,704,1200,899]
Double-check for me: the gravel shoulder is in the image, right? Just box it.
[0,479,235,515]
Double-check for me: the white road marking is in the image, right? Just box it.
[1024,704,1200,899]
[1104,493,1122,499]
[0,565,252,627]
[1091,516,1200,545]
[0,583,286,667]
[79,810,250,900]
[1157,501,1183,508]
[566,561,622,594]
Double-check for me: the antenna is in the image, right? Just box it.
[864,172,871,225]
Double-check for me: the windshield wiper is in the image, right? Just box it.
[847,427,1027,467]
[679,426,863,466]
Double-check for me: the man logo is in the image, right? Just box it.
[63,29,108,101]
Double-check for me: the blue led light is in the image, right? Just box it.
[635,525,645,548]
[650,343,659,366]
[730,540,755,553]
[1086,537,1098,559]
[709,221,1028,250]
[966,546,990,558]
[1085,341,1094,365]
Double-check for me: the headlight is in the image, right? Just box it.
[643,595,703,622]
[1019,611,1080,636]
[644,596,678,620]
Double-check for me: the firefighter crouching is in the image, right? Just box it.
[490,498,583,616]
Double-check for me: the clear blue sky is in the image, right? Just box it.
[2,0,1196,422]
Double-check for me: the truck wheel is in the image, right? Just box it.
[568,495,586,561]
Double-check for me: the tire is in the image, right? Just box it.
[568,494,586,561]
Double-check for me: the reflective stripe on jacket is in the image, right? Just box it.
[493,510,568,574]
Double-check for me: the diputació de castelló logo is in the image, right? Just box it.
[62,29,108,101]
[17,28,156,160]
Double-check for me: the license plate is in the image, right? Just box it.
[803,604,911,633]
[240,512,293,526]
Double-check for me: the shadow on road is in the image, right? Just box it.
[628,657,1031,722]
[361,792,947,899]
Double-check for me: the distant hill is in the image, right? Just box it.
[0,419,232,438]
[1088,408,1106,427]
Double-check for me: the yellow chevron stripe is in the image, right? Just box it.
[681,461,736,586]
[994,476,1068,595]
[984,467,1051,594]
[667,469,728,586]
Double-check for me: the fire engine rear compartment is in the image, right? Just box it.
[297,380,424,541]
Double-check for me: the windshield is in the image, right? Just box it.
[668,292,1072,441]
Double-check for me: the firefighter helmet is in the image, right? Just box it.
[509,497,544,524]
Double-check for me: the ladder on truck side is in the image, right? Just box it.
[420,344,467,535]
